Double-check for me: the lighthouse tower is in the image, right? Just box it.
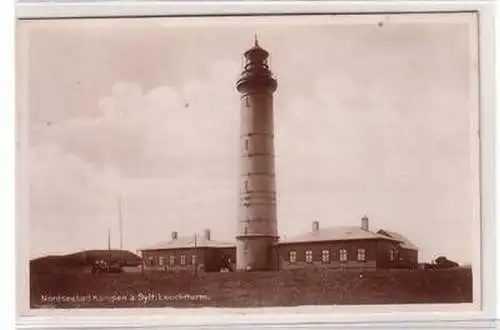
[235,37,278,271]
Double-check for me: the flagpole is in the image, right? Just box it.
[194,233,198,278]
[107,228,111,271]
[118,195,123,250]
[107,228,111,250]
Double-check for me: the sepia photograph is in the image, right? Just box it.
[16,12,481,311]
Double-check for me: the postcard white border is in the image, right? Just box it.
[1,0,15,330]
[14,1,498,329]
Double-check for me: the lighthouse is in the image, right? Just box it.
[235,37,278,271]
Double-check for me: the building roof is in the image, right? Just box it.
[244,35,269,57]
[278,226,400,245]
[66,249,142,266]
[139,234,236,251]
[30,249,142,269]
[377,229,418,251]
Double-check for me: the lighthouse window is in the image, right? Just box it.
[244,180,249,192]
[244,96,250,107]
[245,139,249,151]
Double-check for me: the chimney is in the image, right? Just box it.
[171,231,178,240]
[312,221,319,233]
[361,216,369,231]
[204,229,211,241]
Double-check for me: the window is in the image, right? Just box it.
[245,139,249,151]
[148,256,154,266]
[305,250,313,263]
[169,256,175,266]
[244,96,250,107]
[339,248,348,262]
[289,251,297,263]
[158,256,165,266]
[191,255,197,265]
[180,255,186,265]
[357,248,366,262]
[389,249,397,262]
[321,250,330,263]
[244,180,249,192]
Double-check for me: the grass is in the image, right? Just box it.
[30,267,473,308]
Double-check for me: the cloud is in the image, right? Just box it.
[29,144,120,218]
[30,60,241,179]
[26,21,477,263]
[29,60,242,257]
[29,144,123,257]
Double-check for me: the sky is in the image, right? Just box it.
[18,14,480,264]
